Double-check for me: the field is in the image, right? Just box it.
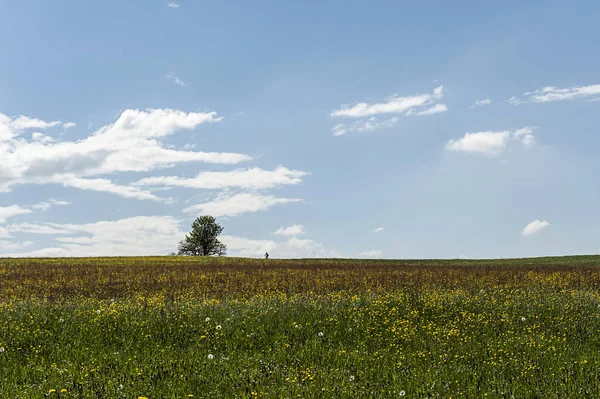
[1,256,600,398]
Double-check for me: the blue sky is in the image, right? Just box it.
[1,0,599,258]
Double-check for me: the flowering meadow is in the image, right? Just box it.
[1,256,600,398]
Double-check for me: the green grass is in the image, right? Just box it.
[0,255,599,398]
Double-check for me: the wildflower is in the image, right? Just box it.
[96,309,101,314]
[188,395,194,398]
[49,389,56,393]
[216,325,222,330]
[400,390,406,396]
[61,389,68,393]
[138,397,148,399]
[205,317,210,322]
[521,317,526,322]
[295,324,300,329]
[349,375,355,381]
[348,327,353,332]
[208,354,214,360]
[59,318,64,323]
[318,332,324,337]
[118,384,123,390]
[0,347,4,353]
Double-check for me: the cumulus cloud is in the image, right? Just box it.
[273,224,305,236]
[135,167,308,190]
[471,98,493,108]
[330,86,447,135]
[510,84,600,104]
[0,205,31,224]
[373,227,384,233]
[184,193,301,218]
[521,220,550,237]
[1,216,185,257]
[165,72,186,87]
[0,108,250,200]
[222,235,342,258]
[445,126,537,156]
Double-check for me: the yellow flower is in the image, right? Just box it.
[49,389,56,393]
[61,389,68,393]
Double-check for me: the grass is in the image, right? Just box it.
[1,256,600,398]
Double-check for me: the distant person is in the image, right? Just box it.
[265,252,269,259]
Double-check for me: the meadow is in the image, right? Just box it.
[1,256,600,398]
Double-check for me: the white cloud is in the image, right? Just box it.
[331,85,446,118]
[63,122,76,129]
[220,235,277,257]
[445,126,537,155]
[7,223,72,235]
[165,72,186,87]
[359,249,382,258]
[222,235,342,258]
[31,199,71,212]
[31,132,55,144]
[510,84,600,104]
[0,108,251,200]
[1,216,185,257]
[0,240,33,251]
[167,2,180,8]
[521,220,550,237]
[471,98,493,108]
[408,103,448,116]
[513,127,536,148]
[373,227,384,233]
[273,224,305,236]
[0,205,31,223]
[10,116,62,131]
[184,193,301,217]
[332,117,400,136]
[331,86,447,135]
[135,167,308,190]
[508,96,523,105]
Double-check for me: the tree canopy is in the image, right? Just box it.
[177,216,227,256]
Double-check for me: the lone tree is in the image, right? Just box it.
[177,216,227,256]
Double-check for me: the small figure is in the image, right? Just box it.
[264,252,269,259]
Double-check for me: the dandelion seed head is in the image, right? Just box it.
[208,353,214,360]
[318,331,324,337]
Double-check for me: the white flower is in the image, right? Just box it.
[96,309,101,314]
[294,324,300,329]
[521,317,526,322]
[118,384,123,390]
[216,325,222,330]
[226,318,231,322]
[208,354,214,360]
[318,332,324,337]
[0,347,5,353]
[205,317,210,322]
[59,318,64,323]
[349,375,355,381]
[348,327,353,332]
[400,390,406,396]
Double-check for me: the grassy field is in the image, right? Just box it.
[1,256,600,398]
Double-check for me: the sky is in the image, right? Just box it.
[0,0,599,259]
